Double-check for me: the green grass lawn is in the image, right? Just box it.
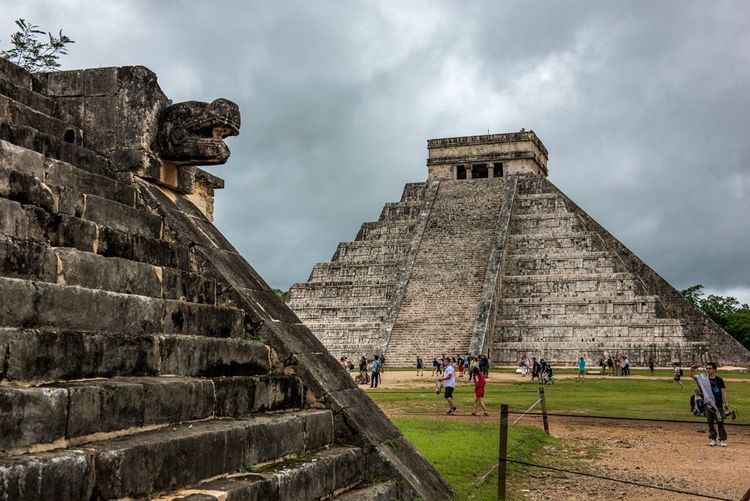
[370,371,750,498]
[371,371,750,423]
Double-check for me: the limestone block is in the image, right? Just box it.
[0,450,94,501]
[0,387,68,452]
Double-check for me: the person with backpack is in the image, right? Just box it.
[480,353,490,378]
[416,355,424,376]
[673,362,684,389]
[690,362,731,447]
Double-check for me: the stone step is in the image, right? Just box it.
[0,236,215,304]
[288,283,394,301]
[333,480,399,500]
[512,192,567,214]
[0,122,113,179]
[509,212,582,228]
[378,202,423,222]
[332,240,411,263]
[0,197,192,270]
[495,317,683,327]
[0,276,245,337]
[1,374,303,454]
[294,305,387,322]
[0,73,56,117]
[0,95,82,146]
[501,272,644,298]
[493,341,706,366]
[1,139,135,206]
[507,231,604,253]
[0,328,270,383]
[400,182,427,202]
[505,251,622,275]
[499,296,664,320]
[355,220,418,242]
[0,410,333,500]
[159,446,364,501]
[0,162,161,240]
[308,262,400,282]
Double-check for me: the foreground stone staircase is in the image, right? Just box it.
[0,57,449,500]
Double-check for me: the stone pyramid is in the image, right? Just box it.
[0,57,450,500]
[288,132,750,367]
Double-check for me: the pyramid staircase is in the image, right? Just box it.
[0,58,449,500]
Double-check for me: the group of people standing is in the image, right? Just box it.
[518,354,554,384]
[429,353,490,380]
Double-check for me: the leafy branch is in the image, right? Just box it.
[1,19,74,72]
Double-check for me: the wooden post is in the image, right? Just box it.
[538,387,550,435]
[498,404,509,500]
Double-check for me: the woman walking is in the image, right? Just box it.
[471,367,489,416]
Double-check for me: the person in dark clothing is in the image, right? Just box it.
[690,362,728,447]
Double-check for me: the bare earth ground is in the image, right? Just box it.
[366,370,750,500]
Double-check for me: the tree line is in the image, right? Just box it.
[681,284,750,350]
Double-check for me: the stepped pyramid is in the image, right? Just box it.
[0,57,450,500]
[288,132,750,367]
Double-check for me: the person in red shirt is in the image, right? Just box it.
[471,367,489,416]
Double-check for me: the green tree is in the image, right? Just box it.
[1,19,74,71]
[680,284,750,349]
[273,288,289,301]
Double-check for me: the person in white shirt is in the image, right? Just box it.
[437,357,457,414]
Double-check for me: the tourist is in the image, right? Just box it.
[690,363,729,447]
[468,356,476,382]
[530,357,541,383]
[615,356,622,376]
[519,354,529,377]
[648,356,655,376]
[458,357,465,377]
[576,356,586,382]
[673,362,684,389]
[416,355,424,376]
[480,353,490,378]
[690,387,705,416]
[370,355,381,388]
[436,357,457,415]
[359,356,369,385]
[607,355,614,376]
[471,367,489,416]
[622,355,630,376]
[432,357,441,376]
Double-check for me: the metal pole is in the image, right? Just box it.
[538,387,550,435]
[498,403,509,500]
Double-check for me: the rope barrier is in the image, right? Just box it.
[511,397,542,426]
[505,411,750,427]
[501,457,735,501]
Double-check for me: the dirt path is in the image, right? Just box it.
[366,370,750,500]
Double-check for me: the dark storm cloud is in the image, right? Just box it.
[2,1,748,302]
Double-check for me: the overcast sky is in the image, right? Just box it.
[2,1,749,304]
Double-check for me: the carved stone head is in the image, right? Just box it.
[157,99,241,166]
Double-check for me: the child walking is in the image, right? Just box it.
[471,367,489,416]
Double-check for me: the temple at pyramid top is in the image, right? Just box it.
[427,130,549,180]
[288,130,750,368]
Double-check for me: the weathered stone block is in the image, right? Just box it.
[158,335,270,377]
[54,247,162,297]
[0,387,68,452]
[0,451,94,501]
[82,194,162,239]
[162,301,245,337]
